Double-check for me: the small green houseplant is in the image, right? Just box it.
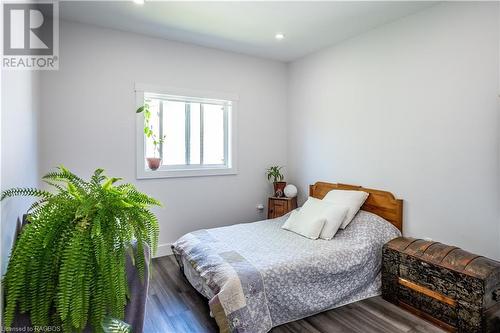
[1,166,161,332]
[266,166,286,197]
[136,102,165,170]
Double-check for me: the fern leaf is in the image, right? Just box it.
[1,188,53,201]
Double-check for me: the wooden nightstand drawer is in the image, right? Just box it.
[267,197,297,219]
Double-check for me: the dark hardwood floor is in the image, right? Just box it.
[144,255,445,333]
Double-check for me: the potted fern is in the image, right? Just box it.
[136,102,165,170]
[266,166,286,197]
[1,166,161,332]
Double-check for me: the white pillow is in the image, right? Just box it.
[322,190,369,229]
[319,204,349,240]
[282,199,326,239]
[293,197,348,239]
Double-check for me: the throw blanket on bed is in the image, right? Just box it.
[172,211,401,333]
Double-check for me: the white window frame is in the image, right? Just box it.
[135,83,238,179]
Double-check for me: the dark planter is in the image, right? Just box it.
[146,157,162,170]
[273,181,287,197]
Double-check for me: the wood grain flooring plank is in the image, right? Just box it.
[271,318,322,333]
[362,297,445,333]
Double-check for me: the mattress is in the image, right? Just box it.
[173,210,401,333]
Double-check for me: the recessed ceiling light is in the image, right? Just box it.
[133,0,144,5]
[275,33,285,40]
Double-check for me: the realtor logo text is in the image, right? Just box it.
[2,1,59,70]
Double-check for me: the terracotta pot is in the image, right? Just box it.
[146,157,162,171]
[273,181,287,197]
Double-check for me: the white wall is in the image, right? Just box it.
[288,2,500,258]
[39,21,288,255]
[1,71,40,275]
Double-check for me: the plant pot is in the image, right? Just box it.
[146,157,162,171]
[273,181,287,197]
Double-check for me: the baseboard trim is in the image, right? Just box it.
[154,243,173,258]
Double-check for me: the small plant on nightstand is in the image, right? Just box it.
[266,166,286,197]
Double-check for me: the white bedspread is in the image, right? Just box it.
[172,210,401,332]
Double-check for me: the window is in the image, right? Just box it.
[135,84,237,179]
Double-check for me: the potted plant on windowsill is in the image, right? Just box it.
[266,166,286,197]
[136,102,165,171]
[1,166,161,332]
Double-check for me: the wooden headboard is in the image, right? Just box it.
[309,182,403,232]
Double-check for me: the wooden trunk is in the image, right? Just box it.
[382,237,500,332]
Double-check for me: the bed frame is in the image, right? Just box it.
[309,182,403,232]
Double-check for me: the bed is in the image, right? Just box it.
[172,182,403,333]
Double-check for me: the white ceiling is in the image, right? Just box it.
[61,1,437,62]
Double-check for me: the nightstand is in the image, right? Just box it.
[267,197,297,219]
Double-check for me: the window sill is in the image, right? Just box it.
[136,166,237,179]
